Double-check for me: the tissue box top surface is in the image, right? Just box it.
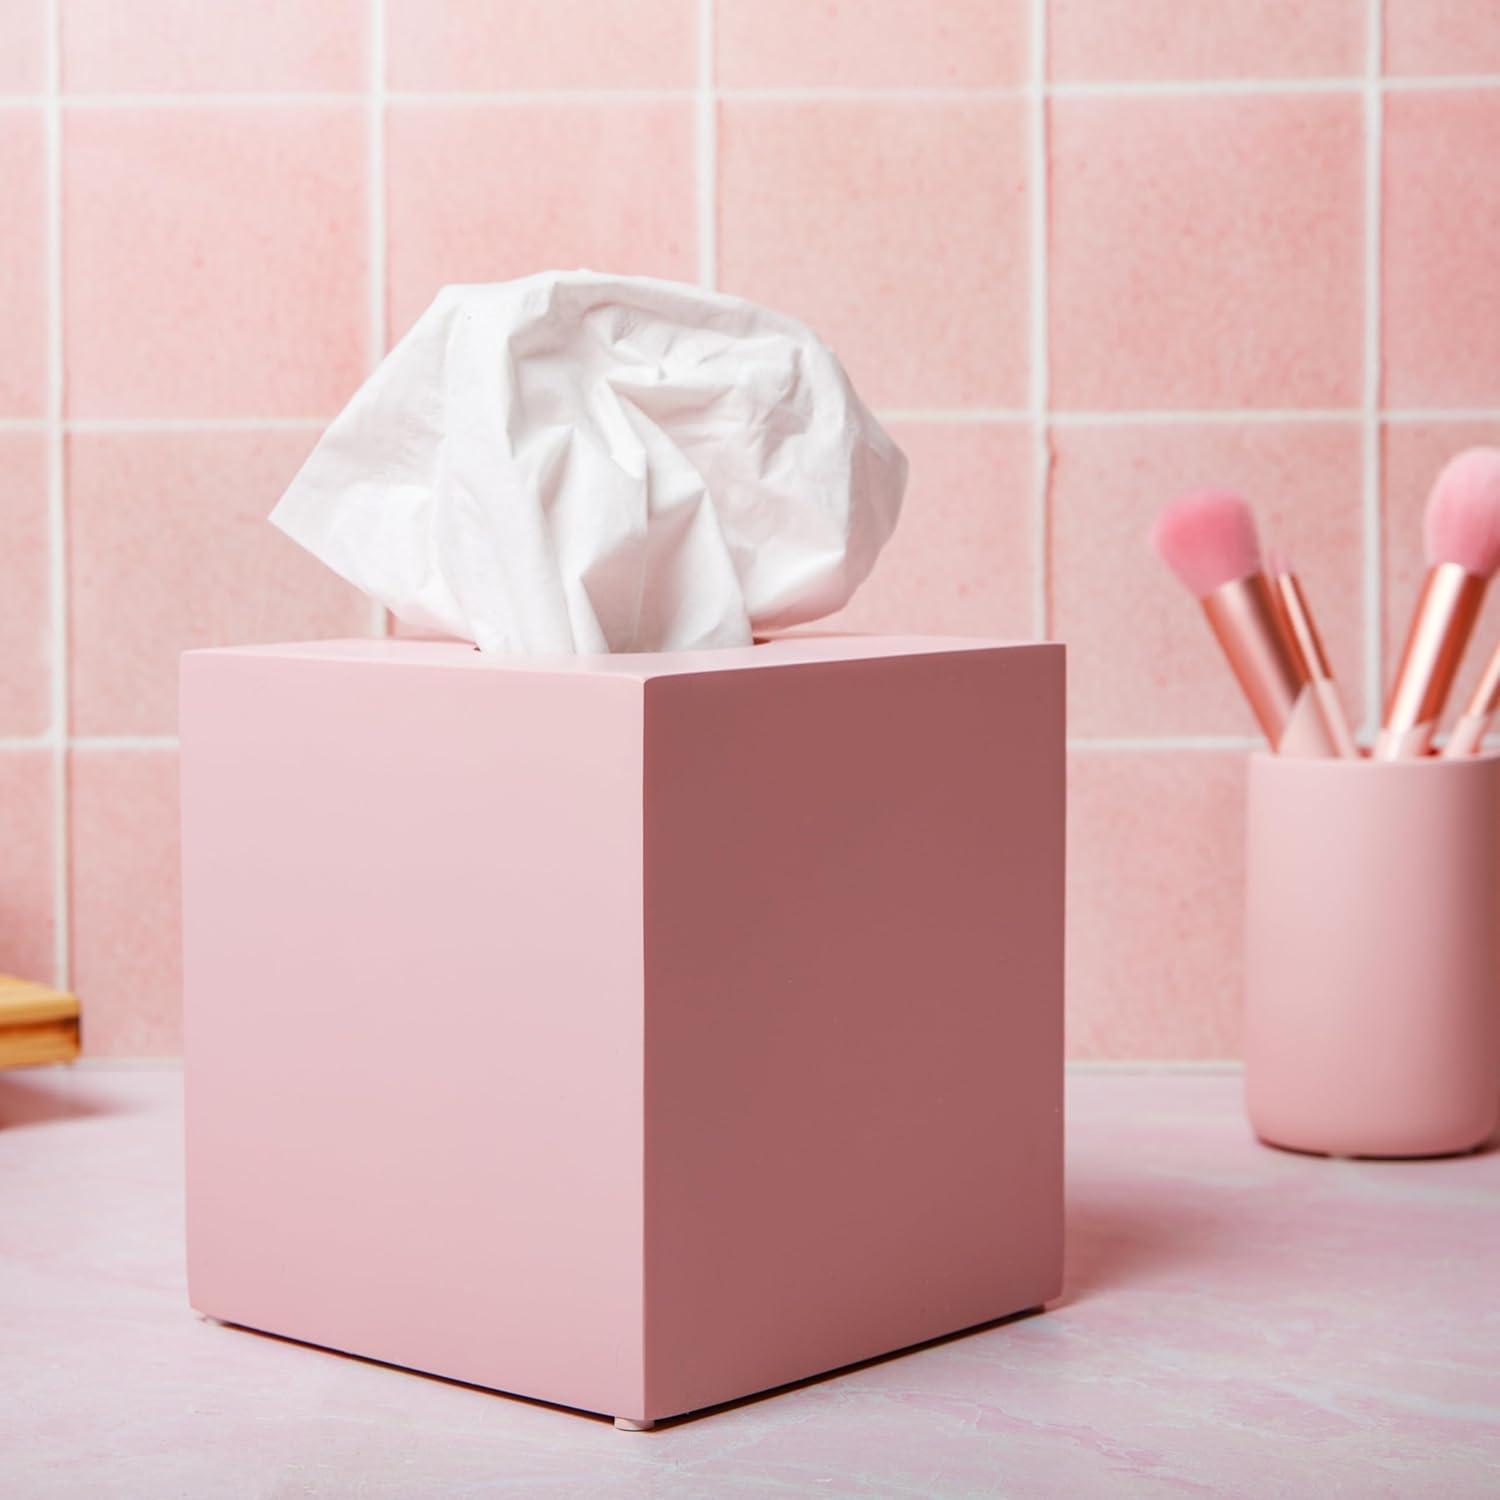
[184,632,1049,681]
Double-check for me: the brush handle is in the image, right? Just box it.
[1310,679,1360,758]
[1378,563,1486,760]
[1443,713,1492,758]
[1278,687,1341,758]
[1272,571,1359,758]
[1440,640,1500,757]
[1202,574,1338,757]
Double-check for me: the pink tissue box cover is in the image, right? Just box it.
[180,634,1064,1426]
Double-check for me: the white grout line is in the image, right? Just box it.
[1050,76,1366,99]
[1066,1059,1243,1073]
[2,75,1500,112]
[63,416,328,433]
[70,1056,185,1070]
[1360,1,1384,737]
[709,85,1027,104]
[695,0,717,291]
[6,409,1495,432]
[1380,73,1500,91]
[54,92,369,109]
[67,736,181,751]
[1027,0,1051,641]
[1048,408,1361,426]
[1381,408,1500,424]
[876,408,1031,424]
[42,0,68,993]
[367,0,389,641]
[1068,736,1262,752]
[383,88,699,107]
[0,733,1272,754]
[63,1057,1249,1073]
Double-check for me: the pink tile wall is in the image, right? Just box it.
[1,2,1494,1059]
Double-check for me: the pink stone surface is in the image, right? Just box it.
[68,749,181,1057]
[61,0,369,92]
[1049,94,1364,411]
[1383,91,1500,408]
[1050,420,1364,739]
[823,422,1036,640]
[1049,0,1366,81]
[718,99,1030,409]
[0,750,53,984]
[1068,750,1245,1059]
[63,107,368,419]
[0,431,49,735]
[387,0,696,90]
[1385,0,1500,75]
[716,0,1028,88]
[0,110,45,417]
[180,635,1063,1425]
[67,429,369,735]
[3,1067,1496,1495]
[385,102,697,345]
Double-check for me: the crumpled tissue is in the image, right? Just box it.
[270,271,908,653]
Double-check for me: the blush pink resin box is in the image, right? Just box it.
[180,634,1064,1429]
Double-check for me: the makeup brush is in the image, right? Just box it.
[1267,546,1360,758]
[1441,641,1500,757]
[1152,490,1337,757]
[1377,447,1500,760]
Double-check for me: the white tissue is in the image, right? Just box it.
[270,271,907,654]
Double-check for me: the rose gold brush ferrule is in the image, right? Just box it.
[1441,640,1500,757]
[1376,561,1486,760]
[1272,571,1360,757]
[1201,575,1336,757]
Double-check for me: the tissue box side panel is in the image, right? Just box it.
[181,650,649,1419]
[641,645,1066,1420]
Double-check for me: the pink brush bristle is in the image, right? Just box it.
[1424,447,1500,578]
[1151,489,1263,599]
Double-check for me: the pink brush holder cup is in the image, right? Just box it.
[1245,751,1500,1158]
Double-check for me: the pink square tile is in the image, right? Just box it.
[1385,0,1500,76]
[67,429,372,736]
[0,751,54,987]
[716,0,1027,88]
[1049,95,1364,411]
[823,422,1035,639]
[63,107,368,419]
[0,111,46,417]
[386,102,696,342]
[1381,420,1500,735]
[61,0,368,92]
[0,0,47,91]
[0,432,50,735]
[719,100,1029,409]
[69,748,181,1057]
[1384,92,1500,408]
[1049,0,1365,82]
[1049,421,1364,738]
[387,0,695,90]
[1068,749,1244,1059]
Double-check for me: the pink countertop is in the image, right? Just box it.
[3,1067,1496,1497]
